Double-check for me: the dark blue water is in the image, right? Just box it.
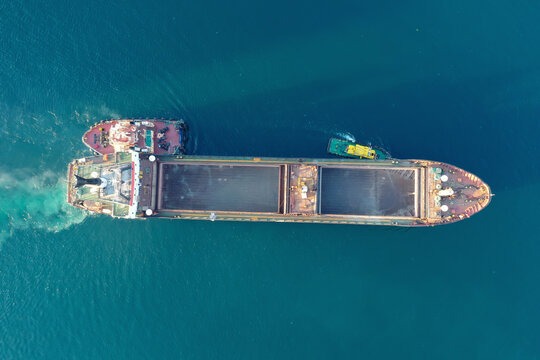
[1,1,539,358]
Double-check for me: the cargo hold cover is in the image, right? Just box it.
[158,163,280,213]
[320,167,417,217]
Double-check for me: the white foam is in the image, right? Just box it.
[0,170,87,246]
[335,132,356,142]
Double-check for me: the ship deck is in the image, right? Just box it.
[83,120,184,155]
[147,157,422,221]
[84,121,114,154]
[68,153,491,226]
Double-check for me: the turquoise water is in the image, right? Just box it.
[1,0,539,358]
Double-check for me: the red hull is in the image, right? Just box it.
[82,119,186,155]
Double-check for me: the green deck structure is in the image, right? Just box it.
[327,138,390,160]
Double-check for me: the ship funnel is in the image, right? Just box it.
[75,175,102,188]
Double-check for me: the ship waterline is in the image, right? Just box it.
[67,153,491,227]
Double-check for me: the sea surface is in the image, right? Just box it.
[0,0,539,359]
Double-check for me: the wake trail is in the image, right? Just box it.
[0,170,87,245]
[334,131,356,142]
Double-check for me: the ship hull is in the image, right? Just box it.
[67,153,491,227]
[82,119,187,156]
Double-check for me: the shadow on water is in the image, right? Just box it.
[187,67,539,193]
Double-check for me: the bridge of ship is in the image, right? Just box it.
[138,158,424,221]
[68,152,134,217]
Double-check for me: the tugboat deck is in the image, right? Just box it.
[83,119,185,155]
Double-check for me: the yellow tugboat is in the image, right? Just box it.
[327,138,390,160]
[344,143,376,159]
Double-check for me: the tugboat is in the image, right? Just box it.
[327,138,390,160]
[82,119,187,156]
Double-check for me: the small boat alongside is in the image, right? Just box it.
[327,137,390,160]
[82,119,187,156]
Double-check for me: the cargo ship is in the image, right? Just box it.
[66,150,492,227]
[82,119,187,155]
